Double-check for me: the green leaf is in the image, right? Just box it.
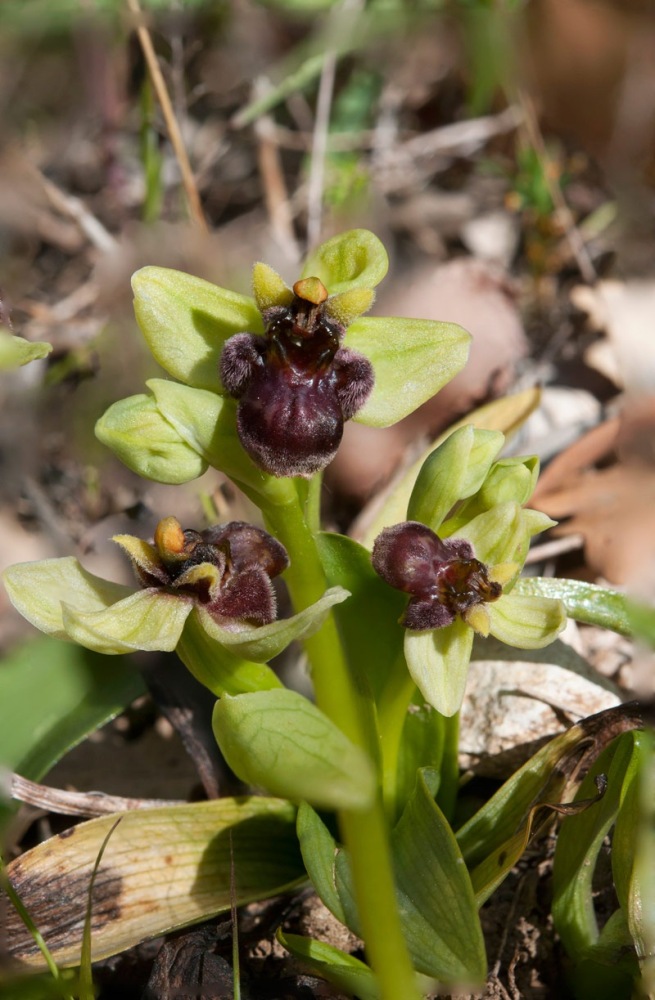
[514,577,633,636]
[552,732,641,956]
[391,770,486,982]
[301,229,388,295]
[349,316,470,428]
[404,618,474,718]
[4,797,304,969]
[278,930,381,1000]
[2,557,132,641]
[395,704,445,818]
[132,266,262,391]
[407,426,504,530]
[486,592,566,649]
[296,803,347,924]
[212,690,376,811]
[0,332,52,370]
[95,393,207,484]
[196,585,351,662]
[61,590,193,654]
[0,637,145,783]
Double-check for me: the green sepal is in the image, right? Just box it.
[212,689,376,811]
[407,426,504,530]
[486,592,566,649]
[62,589,194,654]
[2,557,132,641]
[404,617,474,717]
[347,315,470,428]
[440,455,540,535]
[196,585,350,662]
[132,266,262,391]
[277,930,381,1000]
[456,501,554,569]
[301,228,388,295]
[95,392,207,484]
[0,331,52,370]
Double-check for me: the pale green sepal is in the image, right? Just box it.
[441,456,539,536]
[252,263,293,312]
[301,229,388,295]
[213,689,376,810]
[0,332,52,370]
[132,266,263,391]
[196,586,350,662]
[347,316,470,427]
[277,930,381,1000]
[176,609,283,697]
[95,393,207,484]
[62,590,193,654]
[455,501,525,567]
[408,426,504,530]
[487,593,566,649]
[147,379,291,503]
[2,557,132,640]
[521,508,557,538]
[404,618,474,717]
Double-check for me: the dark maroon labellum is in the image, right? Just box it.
[371,521,502,631]
[220,282,374,478]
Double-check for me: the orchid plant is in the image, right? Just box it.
[2,230,651,1000]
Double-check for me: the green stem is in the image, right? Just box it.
[263,495,420,1000]
[377,652,417,821]
[437,711,460,822]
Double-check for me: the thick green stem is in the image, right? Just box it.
[263,495,420,1000]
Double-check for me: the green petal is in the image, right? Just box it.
[456,501,525,567]
[0,331,52,370]
[132,266,262,391]
[252,262,293,312]
[196,585,350,662]
[440,456,540,536]
[404,619,474,717]
[2,558,132,640]
[347,316,470,427]
[301,229,389,295]
[96,393,207,484]
[213,689,376,810]
[487,593,566,649]
[407,426,504,531]
[62,589,193,654]
[112,535,160,576]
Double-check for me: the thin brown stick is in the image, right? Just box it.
[255,112,301,263]
[9,772,184,818]
[126,0,208,233]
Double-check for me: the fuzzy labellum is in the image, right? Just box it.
[220,274,374,478]
[115,517,289,627]
[372,521,503,633]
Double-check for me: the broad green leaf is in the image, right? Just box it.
[132,266,262,391]
[359,388,541,547]
[301,229,388,296]
[4,798,304,969]
[296,803,347,924]
[317,532,404,703]
[407,426,504,530]
[391,770,486,982]
[95,393,207,484]
[0,333,51,370]
[197,586,351,662]
[552,732,640,955]
[456,704,643,869]
[349,316,470,428]
[212,690,376,811]
[567,910,639,1000]
[514,577,633,636]
[395,704,445,820]
[3,558,132,640]
[61,590,193,654]
[486,593,566,649]
[278,930,380,1000]
[404,618,473,718]
[0,637,145,782]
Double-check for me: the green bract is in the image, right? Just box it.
[0,330,52,370]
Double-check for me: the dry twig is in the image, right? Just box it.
[8,771,184,818]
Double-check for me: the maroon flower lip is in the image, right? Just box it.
[126,517,289,627]
[371,521,502,631]
[220,278,374,479]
